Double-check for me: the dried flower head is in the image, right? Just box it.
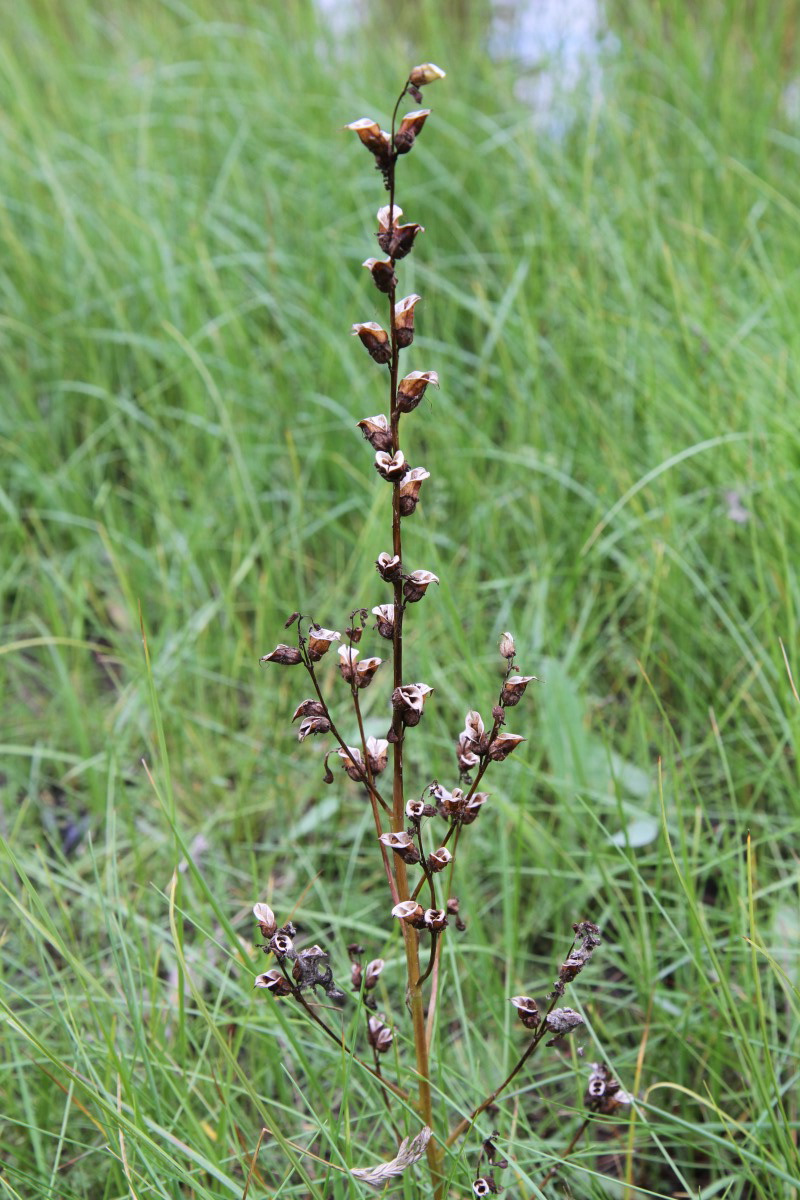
[376,551,403,581]
[365,958,384,989]
[254,968,293,996]
[394,294,422,348]
[375,450,407,481]
[367,1015,394,1053]
[366,736,389,775]
[379,830,421,864]
[297,715,331,740]
[398,466,430,516]
[395,108,431,154]
[428,846,453,873]
[500,675,536,707]
[291,699,326,721]
[362,257,398,293]
[456,733,480,773]
[345,117,391,160]
[499,631,516,660]
[260,644,302,667]
[338,644,359,683]
[357,414,393,453]
[355,656,383,688]
[351,321,391,364]
[487,732,525,761]
[372,603,397,639]
[544,1007,584,1044]
[409,62,447,87]
[253,902,278,939]
[391,899,426,926]
[473,1177,500,1197]
[585,1062,633,1115]
[306,626,341,660]
[510,995,540,1029]
[336,744,365,781]
[269,931,294,959]
[376,205,425,260]
[391,682,433,726]
[397,369,439,413]
[403,569,439,603]
[423,907,448,931]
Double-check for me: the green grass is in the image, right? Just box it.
[2,0,800,1195]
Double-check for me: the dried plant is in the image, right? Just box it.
[251,63,629,1196]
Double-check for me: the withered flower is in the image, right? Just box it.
[460,792,489,825]
[398,466,430,516]
[544,1007,584,1042]
[254,969,293,996]
[336,744,366,781]
[376,551,402,581]
[428,846,453,873]
[500,675,536,706]
[362,257,398,293]
[462,710,489,755]
[499,631,516,660]
[376,204,425,260]
[338,644,359,683]
[431,783,465,818]
[409,62,447,87]
[397,369,439,413]
[357,414,393,452]
[366,736,389,775]
[260,644,302,666]
[375,450,407,481]
[306,626,341,660]
[391,899,425,926]
[456,733,480,773]
[472,1176,499,1197]
[394,109,431,154]
[355,656,383,688]
[405,797,430,820]
[403,569,439,603]
[372,603,397,639]
[487,732,525,761]
[510,995,540,1029]
[269,931,294,958]
[585,1062,633,1114]
[345,118,392,172]
[378,830,421,864]
[553,921,602,995]
[423,908,448,931]
[297,715,331,741]
[365,958,384,989]
[253,902,278,939]
[367,1015,394,1053]
[394,294,422,348]
[351,320,391,364]
[391,682,433,726]
[291,699,326,721]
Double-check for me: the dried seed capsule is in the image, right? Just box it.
[351,321,391,364]
[254,969,293,996]
[409,63,447,87]
[260,644,302,666]
[500,675,536,706]
[362,257,397,293]
[376,552,403,582]
[510,995,540,1029]
[398,466,430,516]
[391,900,425,926]
[364,959,384,989]
[394,294,421,348]
[357,414,393,453]
[306,626,341,660]
[253,902,278,939]
[375,450,407,481]
[378,830,421,864]
[499,631,516,660]
[397,369,439,413]
[487,732,525,761]
[367,1015,394,1053]
[428,847,453,873]
[402,570,439,603]
[423,908,448,931]
[372,604,397,639]
[394,109,431,154]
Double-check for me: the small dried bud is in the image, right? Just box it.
[297,715,331,741]
[394,294,422,348]
[351,961,363,989]
[499,631,516,660]
[375,450,407,481]
[423,907,448,931]
[338,644,359,682]
[397,369,439,413]
[254,969,293,996]
[357,414,393,452]
[336,744,366,781]
[362,257,398,293]
[379,830,421,864]
[428,846,453,873]
[446,895,467,931]
[398,466,430,516]
[409,62,447,87]
[307,626,341,660]
[351,321,392,364]
[366,736,389,775]
[487,732,525,761]
[260,644,302,666]
[367,1015,394,1053]
[291,699,326,721]
[376,205,425,260]
[394,108,431,154]
[365,958,384,989]
[545,1007,584,1042]
[376,552,403,582]
[372,603,397,639]
[391,682,433,726]
[391,900,425,926]
[253,902,278,939]
[355,656,383,688]
[403,569,439,603]
[500,675,536,707]
[269,932,294,959]
[510,995,540,1028]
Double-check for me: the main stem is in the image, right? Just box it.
[386,85,441,1189]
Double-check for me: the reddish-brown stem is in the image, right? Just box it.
[537,1117,590,1192]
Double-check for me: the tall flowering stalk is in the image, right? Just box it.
[255,65,625,1197]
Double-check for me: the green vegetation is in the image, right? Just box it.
[2,1,799,1196]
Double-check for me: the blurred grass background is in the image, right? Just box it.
[2,0,800,1196]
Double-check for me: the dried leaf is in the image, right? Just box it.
[350,1127,432,1189]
